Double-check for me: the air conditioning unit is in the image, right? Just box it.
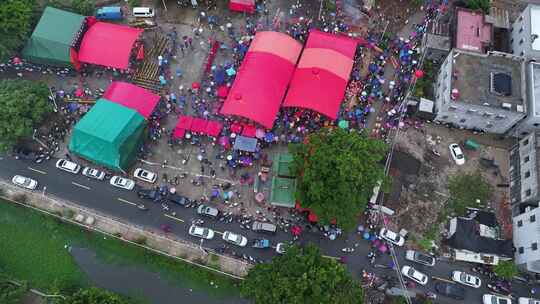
[502,102,512,110]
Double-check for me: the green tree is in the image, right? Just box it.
[465,0,490,14]
[289,128,387,230]
[0,280,27,304]
[493,260,518,280]
[0,79,52,152]
[241,244,363,304]
[70,0,94,16]
[63,287,129,304]
[448,172,493,215]
[0,0,36,61]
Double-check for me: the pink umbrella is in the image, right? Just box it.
[217,85,229,98]
[218,136,230,148]
[12,57,21,64]
[75,87,84,97]
[192,82,201,89]
[255,128,265,138]
[255,192,264,202]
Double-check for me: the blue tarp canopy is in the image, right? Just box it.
[233,135,258,152]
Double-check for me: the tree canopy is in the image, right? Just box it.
[240,244,363,304]
[464,0,490,14]
[0,280,27,304]
[493,260,518,280]
[0,79,52,152]
[448,172,493,215]
[289,128,387,230]
[63,287,129,304]
[0,0,36,61]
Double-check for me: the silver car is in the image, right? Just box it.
[82,167,105,180]
[222,231,248,247]
[188,225,215,240]
[110,176,135,190]
[11,175,38,190]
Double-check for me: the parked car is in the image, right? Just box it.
[519,297,540,304]
[483,294,511,304]
[434,282,466,300]
[82,167,105,180]
[452,271,481,288]
[276,243,287,254]
[133,168,157,183]
[132,7,155,17]
[252,221,277,234]
[449,143,465,165]
[56,159,81,174]
[11,175,38,190]
[188,225,215,240]
[222,231,248,247]
[379,228,405,246]
[109,176,135,190]
[137,188,161,201]
[197,204,219,218]
[168,194,190,207]
[405,250,436,266]
[401,266,428,285]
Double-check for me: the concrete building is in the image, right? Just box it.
[513,205,540,273]
[512,62,540,136]
[510,4,540,59]
[510,133,540,209]
[455,8,493,53]
[422,19,451,63]
[434,49,526,134]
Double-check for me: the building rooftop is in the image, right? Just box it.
[456,8,492,53]
[451,51,524,111]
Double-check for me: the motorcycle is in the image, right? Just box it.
[342,247,355,253]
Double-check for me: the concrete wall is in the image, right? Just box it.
[511,5,531,57]
[513,206,540,273]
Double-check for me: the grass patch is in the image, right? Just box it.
[0,199,240,298]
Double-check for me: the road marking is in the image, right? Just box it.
[71,182,90,190]
[432,276,454,284]
[117,198,137,207]
[27,167,46,175]
[322,255,340,260]
[213,230,223,235]
[164,213,185,223]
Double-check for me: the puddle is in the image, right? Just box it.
[70,247,248,304]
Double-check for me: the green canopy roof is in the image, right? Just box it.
[69,99,146,172]
[272,153,295,178]
[270,177,296,208]
[22,7,85,66]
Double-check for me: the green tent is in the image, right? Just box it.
[69,99,146,172]
[270,177,297,208]
[272,153,295,178]
[22,7,85,66]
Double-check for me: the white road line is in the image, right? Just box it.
[322,255,340,260]
[27,167,47,175]
[432,276,454,284]
[164,213,185,223]
[71,182,90,190]
[117,198,137,206]
[213,230,223,235]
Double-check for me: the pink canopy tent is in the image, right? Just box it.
[176,115,194,130]
[205,121,223,137]
[242,124,257,138]
[103,81,160,119]
[191,118,209,134]
[78,22,143,69]
[283,30,357,119]
[172,128,186,139]
[229,0,255,14]
[220,32,302,129]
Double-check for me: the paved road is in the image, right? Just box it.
[0,156,537,303]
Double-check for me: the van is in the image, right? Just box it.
[251,221,277,234]
[96,6,123,20]
[132,7,155,18]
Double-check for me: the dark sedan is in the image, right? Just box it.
[435,282,466,300]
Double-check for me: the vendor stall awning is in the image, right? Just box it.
[22,7,85,66]
[283,30,357,120]
[78,22,143,69]
[220,32,302,129]
[233,135,258,152]
[229,0,255,13]
[103,81,159,119]
[270,177,297,208]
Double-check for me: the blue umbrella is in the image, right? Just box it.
[226,67,236,76]
[264,132,274,142]
[363,232,370,239]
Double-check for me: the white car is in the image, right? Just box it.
[519,298,540,304]
[11,175,38,190]
[222,231,248,247]
[449,143,465,165]
[188,225,215,240]
[452,271,481,288]
[379,228,405,246]
[401,265,428,285]
[483,294,511,304]
[55,159,81,174]
[109,176,135,190]
[82,167,105,180]
[133,168,157,183]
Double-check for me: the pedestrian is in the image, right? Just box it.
[188,37,193,48]
[180,44,185,57]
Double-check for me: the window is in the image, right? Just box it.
[526,189,532,196]
[518,220,523,227]
[521,51,525,56]
[535,123,540,127]
[519,27,524,33]
[526,171,531,178]
[519,246,525,254]
[524,139,530,146]
[441,115,449,119]
[511,38,514,43]
[525,156,530,163]
[531,215,536,222]
[460,118,467,123]
[520,39,524,45]
[533,243,538,251]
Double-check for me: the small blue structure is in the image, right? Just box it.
[96,7,123,20]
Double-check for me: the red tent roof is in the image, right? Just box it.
[191,118,209,134]
[176,115,193,130]
[205,120,223,137]
[283,30,357,119]
[103,81,159,119]
[220,32,302,129]
[78,22,143,69]
[229,0,255,13]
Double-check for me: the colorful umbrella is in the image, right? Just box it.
[217,85,229,98]
[338,120,349,129]
[255,129,265,138]
[192,82,201,89]
[226,67,236,76]
[218,136,230,148]
[264,132,274,143]
[255,192,265,202]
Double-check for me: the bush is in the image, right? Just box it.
[448,172,492,215]
[133,236,147,245]
[12,194,27,204]
[128,0,141,7]
[493,260,518,280]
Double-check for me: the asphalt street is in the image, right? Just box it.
[0,155,537,303]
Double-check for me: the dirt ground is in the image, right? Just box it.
[383,122,516,247]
